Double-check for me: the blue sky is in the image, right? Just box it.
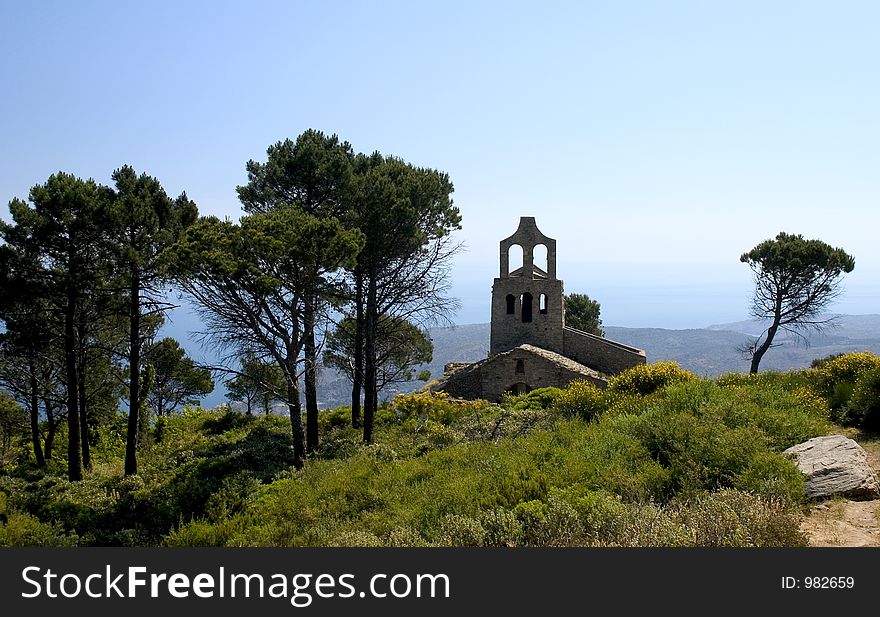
[3,0,879,331]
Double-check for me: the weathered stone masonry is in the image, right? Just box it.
[433,217,646,401]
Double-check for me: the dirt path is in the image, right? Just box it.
[801,430,880,547]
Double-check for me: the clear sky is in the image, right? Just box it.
[3,0,879,329]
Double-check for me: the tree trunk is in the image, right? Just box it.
[351,272,364,428]
[64,287,82,482]
[286,359,305,469]
[125,270,141,475]
[750,320,780,374]
[363,271,378,444]
[27,348,45,467]
[44,402,56,460]
[303,295,319,452]
[78,358,91,472]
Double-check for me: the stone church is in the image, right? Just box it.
[432,217,646,401]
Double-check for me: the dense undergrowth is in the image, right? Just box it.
[3,354,878,547]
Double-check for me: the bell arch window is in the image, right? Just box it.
[539,293,548,314]
[508,244,523,275]
[534,243,548,274]
[506,294,515,314]
[521,292,533,323]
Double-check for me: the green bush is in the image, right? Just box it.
[554,380,607,421]
[480,507,524,547]
[162,517,250,547]
[0,512,79,546]
[671,489,807,547]
[507,387,563,411]
[434,514,486,546]
[735,452,805,502]
[328,530,385,547]
[608,361,697,396]
[810,352,880,416]
[318,406,353,432]
[846,367,880,431]
[386,526,429,547]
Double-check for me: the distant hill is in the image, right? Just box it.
[604,317,879,376]
[232,315,880,409]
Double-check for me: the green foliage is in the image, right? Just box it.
[225,353,285,415]
[318,406,354,432]
[736,452,806,502]
[553,380,607,420]
[671,489,808,547]
[434,514,486,546]
[811,352,880,395]
[391,391,488,426]
[846,367,880,431]
[144,337,214,417]
[607,361,697,396]
[0,362,836,547]
[323,316,433,388]
[0,512,79,547]
[0,392,28,469]
[505,387,563,411]
[563,293,604,336]
[809,352,880,425]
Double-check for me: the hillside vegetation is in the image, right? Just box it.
[3,354,880,547]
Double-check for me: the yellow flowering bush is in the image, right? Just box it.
[812,352,880,394]
[607,361,697,396]
[554,380,607,421]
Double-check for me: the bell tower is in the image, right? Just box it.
[490,217,565,355]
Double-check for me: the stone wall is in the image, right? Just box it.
[433,362,483,400]
[490,277,565,355]
[562,326,646,375]
[479,346,605,402]
[432,344,606,402]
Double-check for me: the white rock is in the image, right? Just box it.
[784,435,880,500]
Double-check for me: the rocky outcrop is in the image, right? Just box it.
[784,435,880,500]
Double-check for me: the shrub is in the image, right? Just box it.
[735,452,805,503]
[392,391,487,426]
[328,530,384,547]
[554,380,607,421]
[539,492,583,546]
[716,372,760,388]
[608,361,697,396]
[672,489,807,547]
[386,527,429,547]
[480,507,524,547]
[846,367,880,431]
[512,500,547,545]
[318,406,353,432]
[204,472,261,522]
[627,405,765,498]
[507,387,563,411]
[811,352,880,416]
[566,489,629,541]
[0,512,79,547]
[434,514,486,546]
[162,518,247,547]
[314,428,360,460]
